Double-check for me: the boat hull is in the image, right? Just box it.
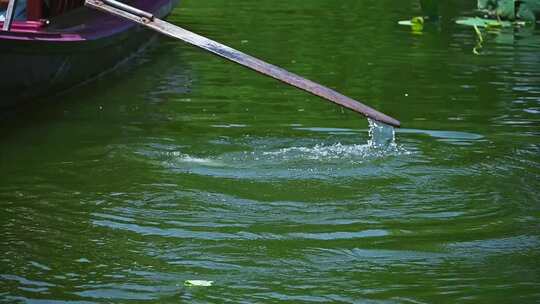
[0,0,178,108]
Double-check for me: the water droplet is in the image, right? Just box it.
[367,118,396,149]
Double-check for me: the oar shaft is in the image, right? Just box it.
[85,0,400,127]
[2,0,18,31]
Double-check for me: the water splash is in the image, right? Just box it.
[165,152,226,167]
[255,120,404,165]
[261,143,377,161]
[144,119,405,176]
[367,118,397,149]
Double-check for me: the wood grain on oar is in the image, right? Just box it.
[85,0,401,127]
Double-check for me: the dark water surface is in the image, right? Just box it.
[2,0,540,303]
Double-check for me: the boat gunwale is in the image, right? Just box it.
[0,0,173,42]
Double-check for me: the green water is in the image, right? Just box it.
[2,0,540,303]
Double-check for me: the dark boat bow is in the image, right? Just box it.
[0,0,179,107]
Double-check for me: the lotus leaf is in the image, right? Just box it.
[455,17,512,28]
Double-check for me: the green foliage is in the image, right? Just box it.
[477,0,515,19]
[477,0,540,21]
[496,0,516,19]
[517,0,540,21]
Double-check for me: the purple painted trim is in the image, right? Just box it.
[0,0,173,42]
[0,28,82,41]
[0,20,45,31]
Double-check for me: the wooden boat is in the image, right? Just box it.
[0,0,179,108]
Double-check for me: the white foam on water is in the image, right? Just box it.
[168,151,226,167]
[263,143,375,161]
[260,119,405,163]
[152,119,408,177]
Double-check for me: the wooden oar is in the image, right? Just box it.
[2,0,18,31]
[85,0,401,127]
